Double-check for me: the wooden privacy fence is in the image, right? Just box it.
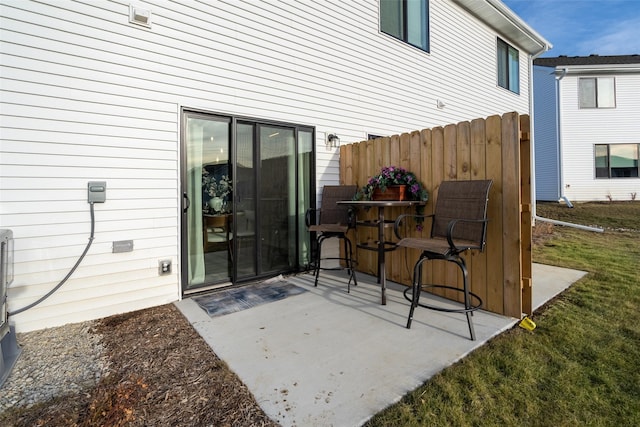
[339,112,532,318]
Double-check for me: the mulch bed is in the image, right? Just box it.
[0,304,279,427]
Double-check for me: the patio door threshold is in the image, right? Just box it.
[183,281,233,296]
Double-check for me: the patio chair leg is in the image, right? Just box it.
[313,234,357,293]
[349,238,357,288]
[456,257,476,341]
[406,257,425,329]
[344,236,358,291]
[466,311,476,341]
[342,237,350,293]
[314,236,323,287]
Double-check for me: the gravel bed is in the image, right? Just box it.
[0,320,109,413]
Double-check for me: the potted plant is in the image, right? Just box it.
[355,166,428,201]
[354,165,429,229]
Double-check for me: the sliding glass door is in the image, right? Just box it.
[181,110,314,294]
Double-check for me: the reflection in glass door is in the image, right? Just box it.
[183,113,233,292]
[259,125,295,272]
[235,123,257,277]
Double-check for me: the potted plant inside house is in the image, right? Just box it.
[202,170,232,213]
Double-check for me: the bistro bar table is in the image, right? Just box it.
[336,200,426,305]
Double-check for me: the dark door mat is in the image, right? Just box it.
[193,279,307,318]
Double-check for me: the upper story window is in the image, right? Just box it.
[497,38,519,94]
[595,144,639,178]
[579,77,616,108]
[380,0,429,52]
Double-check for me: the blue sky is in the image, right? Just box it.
[501,0,640,57]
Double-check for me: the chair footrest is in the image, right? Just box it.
[312,257,358,271]
[357,241,397,252]
[403,285,482,313]
[313,265,356,272]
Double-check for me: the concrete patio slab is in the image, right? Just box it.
[532,263,588,311]
[175,261,586,427]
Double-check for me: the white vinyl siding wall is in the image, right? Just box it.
[1,0,532,332]
[558,71,640,201]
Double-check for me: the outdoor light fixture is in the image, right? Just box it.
[326,133,340,149]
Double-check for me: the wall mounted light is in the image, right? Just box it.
[326,133,340,149]
[436,99,446,109]
[129,4,152,28]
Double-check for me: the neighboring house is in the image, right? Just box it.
[533,55,640,202]
[0,0,549,333]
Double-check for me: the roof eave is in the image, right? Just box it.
[452,0,552,55]
[548,64,640,75]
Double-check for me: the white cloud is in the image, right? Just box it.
[578,16,640,55]
[503,0,640,56]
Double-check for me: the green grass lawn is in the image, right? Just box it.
[365,202,640,427]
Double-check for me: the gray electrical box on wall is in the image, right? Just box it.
[88,181,106,203]
[112,240,134,253]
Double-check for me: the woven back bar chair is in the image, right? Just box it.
[305,185,358,292]
[394,180,493,340]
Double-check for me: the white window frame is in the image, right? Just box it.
[579,77,616,109]
[497,38,519,94]
[380,0,430,53]
[594,143,639,179]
